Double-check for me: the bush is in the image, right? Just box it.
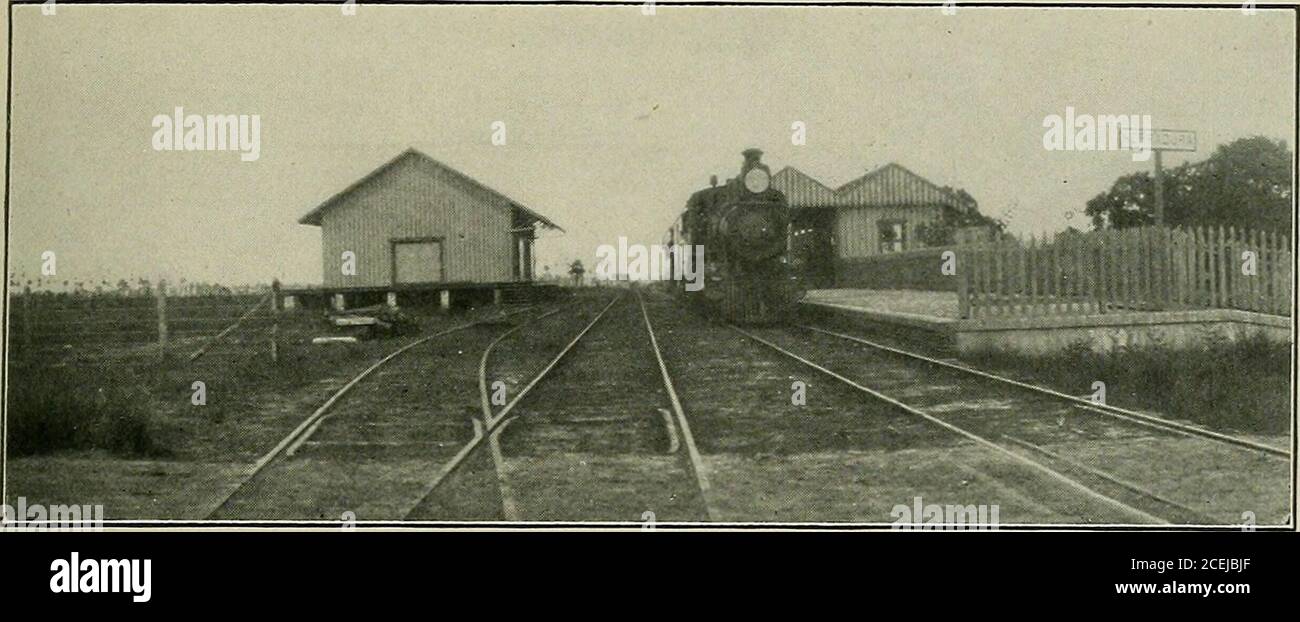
[7,359,166,457]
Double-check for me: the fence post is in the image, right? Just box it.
[21,285,33,347]
[1243,227,1253,311]
[1282,232,1289,315]
[156,279,168,359]
[1216,225,1229,309]
[270,279,282,363]
[956,249,971,319]
[1268,230,1279,313]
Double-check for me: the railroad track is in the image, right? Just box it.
[402,292,715,522]
[728,323,1291,525]
[202,303,564,520]
[801,325,1289,459]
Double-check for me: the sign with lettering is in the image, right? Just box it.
[1148,129,1197,152]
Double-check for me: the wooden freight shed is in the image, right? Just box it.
[774,162,959,287]
[292,148,562,310]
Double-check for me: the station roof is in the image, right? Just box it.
[773,162,959,210]
[772,166,838,208]
[298,148,563,231]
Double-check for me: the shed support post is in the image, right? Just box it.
[332,293,346,311]
[493,288,503,305]
[440,290,451,311]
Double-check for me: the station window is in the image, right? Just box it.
[878,220,906,253]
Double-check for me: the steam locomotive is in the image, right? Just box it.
[664,148,799,323]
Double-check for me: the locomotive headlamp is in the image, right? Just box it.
[743,167,771,193]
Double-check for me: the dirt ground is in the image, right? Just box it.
[5,291,1292,526]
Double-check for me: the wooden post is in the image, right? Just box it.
[1268,230,1279,313]
[156,279,168,359]
[1139,227,1150,309]
[270,279,281,363]
[1198,226,1206,307]
[1185,226,1195,307]
[1152,150,1165,226]
[956,249,970,320]
[1280,233,1289,315]
[1116,230,1127,310]
[1142,227,1152,310]
[1227,226,1238,309]
[21,285,33,347]
[1170,226,1180,308]
[1066,235,1077,314]
[1096,233,1107,314]
[1015,242,1025,315]
[1025,235,1036,315]
[1250,228,1261,312]
[1253,228,1264,312]
[1211,226,1222,308]
[992,243,1003,316]
[1001,242,1012,316]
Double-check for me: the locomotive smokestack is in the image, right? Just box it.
[710,175,718,188]
[742,148,763,168]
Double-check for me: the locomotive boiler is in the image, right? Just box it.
[665,148,799,323]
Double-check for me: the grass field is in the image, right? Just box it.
[4,302,525,518]
[964,333,1291,436]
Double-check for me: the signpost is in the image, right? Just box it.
[1146,129,1197,226]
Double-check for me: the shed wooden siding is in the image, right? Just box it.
[775,163,956,259]
[834,204,942,258]
[319,155,512,288]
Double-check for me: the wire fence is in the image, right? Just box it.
[8,280,284,366]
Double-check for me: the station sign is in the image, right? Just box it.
[1147,129,1197,152]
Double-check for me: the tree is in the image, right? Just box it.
[568,259,585,287]
[1085,136,1292,233]
[914,186,1006,247]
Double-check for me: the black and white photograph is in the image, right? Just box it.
[1,0,1295,549]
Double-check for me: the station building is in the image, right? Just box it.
[292,148,562,309]
[773,163,961,287]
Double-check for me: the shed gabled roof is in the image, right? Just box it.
[298,148,563,231]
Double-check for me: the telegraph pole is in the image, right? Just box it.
[1147,129,1197,226]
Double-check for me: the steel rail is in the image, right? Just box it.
[638,292,720,522]
[201,304,544,519]
[475,306,571,520]
[1000,433,1218,524]
[801,325,1288,460]
[400,295,623,519]
[731,325,1169,525]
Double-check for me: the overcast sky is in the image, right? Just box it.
[6,4,1294,287]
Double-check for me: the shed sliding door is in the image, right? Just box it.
[392,239,444,284]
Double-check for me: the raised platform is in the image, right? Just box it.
[801,289,1293,355]
[282,282,562,311]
